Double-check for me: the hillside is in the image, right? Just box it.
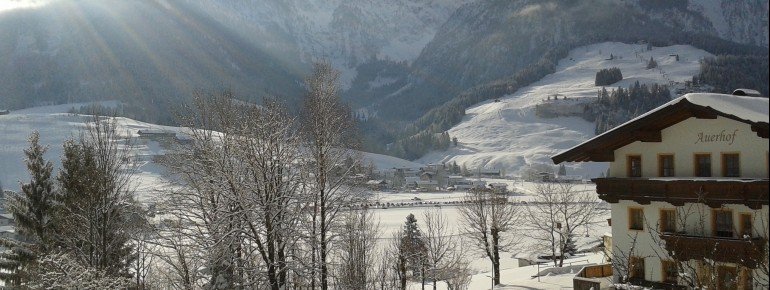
[369,0,767,121]
[0,103,422,193]
[417,42,713,178]
[0,0,307,124]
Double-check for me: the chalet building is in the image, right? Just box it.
[553,93,768,289]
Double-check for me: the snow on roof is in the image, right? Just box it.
[684,93,768,123]
[559,93,769,155]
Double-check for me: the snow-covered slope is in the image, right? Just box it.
[0,103,421,193]
[417,42,713,178]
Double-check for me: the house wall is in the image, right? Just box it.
[609,117,769,178]
[611,200,769,285]
[606,116,769,286]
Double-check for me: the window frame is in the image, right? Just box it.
[712,209,734,238]
[659,209,677,233]
[717,265,739,290]
[658,154,675,177]
[739,213,753,238]
[628,207,644,231]
[694,153,712,177]
[661,259,678,284]
[627,155,642,177]
[629,256,645,280]
[721,152,740,177]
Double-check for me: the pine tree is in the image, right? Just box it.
[563,233,578,257]
[646,56,658,69]
[56,119,139,278]
[0,132,57,286]
[558,164,567,176]
[400,214,427,279]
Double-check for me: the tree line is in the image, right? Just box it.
[697,55,769,97]
[591,81,672,134]
[595,67,623,86]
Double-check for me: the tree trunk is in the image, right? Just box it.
[491,227,501,285]
[320,195,328,290]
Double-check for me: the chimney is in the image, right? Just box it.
[732,88,763,97]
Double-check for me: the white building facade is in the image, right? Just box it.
[554,93,769,289]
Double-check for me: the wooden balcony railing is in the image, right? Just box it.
[660,233,767,268]
[593,178,769,209]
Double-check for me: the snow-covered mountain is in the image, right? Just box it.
[417,42,714,178]
[184,0,472,85]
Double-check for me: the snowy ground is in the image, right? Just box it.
[369,180,610,290]
[418,42,713,179]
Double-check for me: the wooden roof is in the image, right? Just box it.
[552,97,769,164]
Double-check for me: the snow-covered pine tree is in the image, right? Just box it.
[0,131,57,286]
[646,56,658,69]
[563,233,578,257]
[401,213,427,279]
[56,117,139,278]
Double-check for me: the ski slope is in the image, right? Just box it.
[418,42,713,178]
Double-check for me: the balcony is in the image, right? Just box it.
[660,233,767,268]
[593,178,769,209]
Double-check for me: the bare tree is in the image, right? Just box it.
[335,209,380,289]
[300,61,361,290]
[458,192,519,285]
[525,182,605,267]
[422,208,465,290]
[444,260,473,290]
[163,91,305,289]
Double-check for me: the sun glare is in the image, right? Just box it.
[0,0,49,13]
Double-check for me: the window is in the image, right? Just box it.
[697,261,713,288]
[713,209,734,238]
[629,256,645,279]
[741,268,754,290]
[659,154,675,177]
[629,208,644,231]
[662,260,678,284]
[628,155,642,177]
[722,153,740,177]
[717,265,738,290]
[695,154,712,177]
[740,214,753,238]
[660,209,676,233]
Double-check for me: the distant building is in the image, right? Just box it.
[478,169,502,178]
[487,182,508,194]
[365,180,389,191]
[0,109,9,115]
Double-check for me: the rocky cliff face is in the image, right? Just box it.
[631,0,769,48]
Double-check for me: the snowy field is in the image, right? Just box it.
[418,42,713,179]
[0,103,421,194]
[368,181,610,290]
